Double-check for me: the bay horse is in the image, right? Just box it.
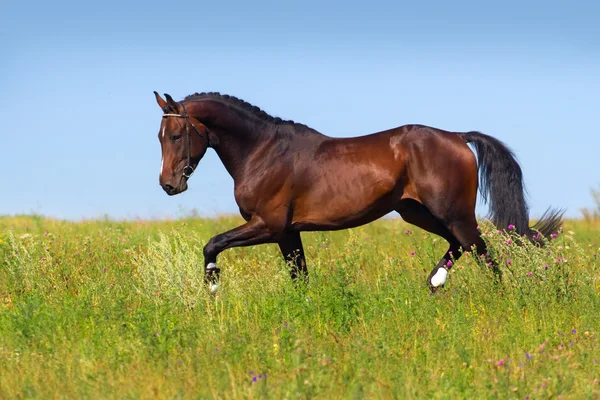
[154,91,563,292]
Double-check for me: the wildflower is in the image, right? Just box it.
[550,233,558,239]
[506,239,512,245]
[572,329,577,334]
[526,271,532,277]
[508,224,515,230]
[411,251,415,256]
[404,229,412,235]
[41,257,47,261]
[497,359,506,366]
[506,259,512,265]
[446,260,453,267]
[525,353,533,359]
[544,264,549,269]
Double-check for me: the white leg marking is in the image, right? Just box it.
[210,283,220,294]
[206,262,217,270]
[206,262,219,294]
[430,267,448,287]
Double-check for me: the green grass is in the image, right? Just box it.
[1,215,599,399]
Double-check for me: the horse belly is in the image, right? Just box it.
[291,168,401,230]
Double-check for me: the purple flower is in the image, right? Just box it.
[446,260,453,267]
[526,271,532,277]
[250,371,255,376]
[252,377,257,382]
[506,259,512,265]
[550,233,558,239]
[41,257,47,261]
[411,251,415,256]
[497,359,506,366]
[506,239,512,245]
[525,353,533,359]
[544,264,549,269]
[508,224,515,230]
[404,229,412,235]
[572,329,577,334]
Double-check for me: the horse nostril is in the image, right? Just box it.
[164,184,175,193]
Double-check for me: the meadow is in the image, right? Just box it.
[0,215,599,399]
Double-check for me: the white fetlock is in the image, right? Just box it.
[430,267,448,288]
[206,262,217,271]
[206,263,219,294]
[210,283,220,294]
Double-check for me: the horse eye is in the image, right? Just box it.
[172,135,182,141]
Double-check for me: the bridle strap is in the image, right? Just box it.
[162,102,208,178]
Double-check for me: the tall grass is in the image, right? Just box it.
[0,215,599,398]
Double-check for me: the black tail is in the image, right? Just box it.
[459,131,563,239]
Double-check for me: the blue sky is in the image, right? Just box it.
[2,1,599,220]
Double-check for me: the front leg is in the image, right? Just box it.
[203,217,276,291]
[278,231,308,284]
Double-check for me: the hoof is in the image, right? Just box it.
[429,284,442,294]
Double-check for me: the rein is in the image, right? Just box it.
[162,102,208,178]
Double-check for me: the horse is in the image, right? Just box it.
[154,91,563,292]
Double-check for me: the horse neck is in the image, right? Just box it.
[185,99,275,179]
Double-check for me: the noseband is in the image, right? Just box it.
[162,102,208,178]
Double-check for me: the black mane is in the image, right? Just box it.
[183,92,311,130]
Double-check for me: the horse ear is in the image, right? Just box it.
[154,91,169,111]
[164,93,182,113]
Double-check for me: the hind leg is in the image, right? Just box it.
[443,214,499,280]
[396,199,462,291]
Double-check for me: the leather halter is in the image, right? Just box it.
[162,102,208,178]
